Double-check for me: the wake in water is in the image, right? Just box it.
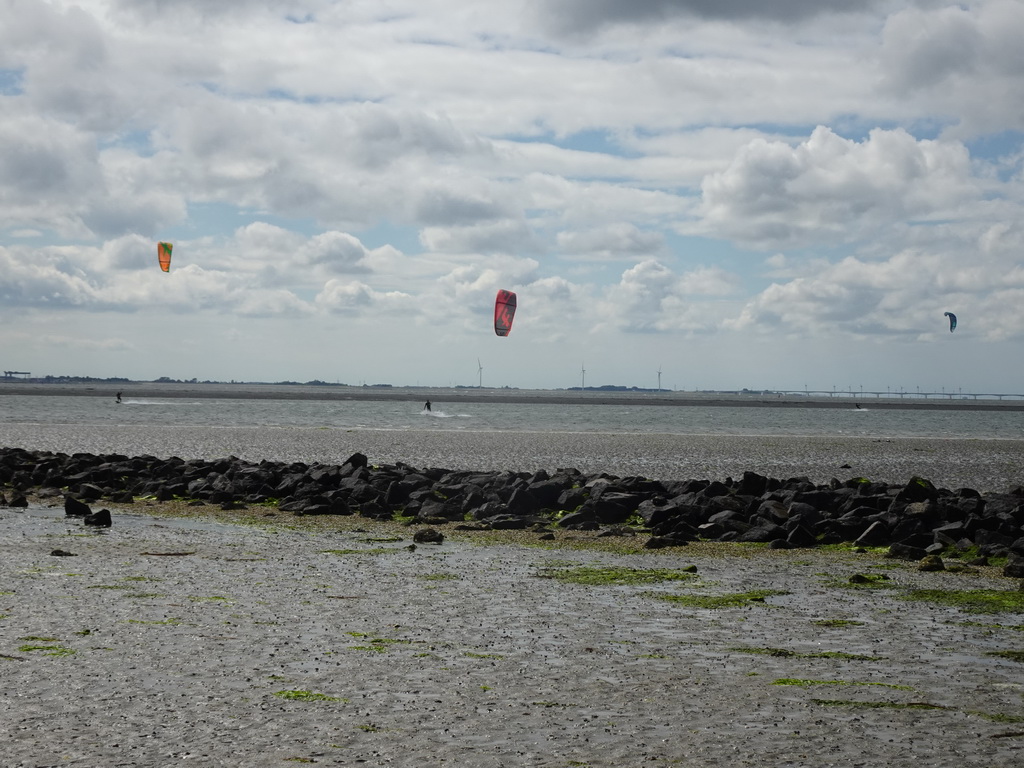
[420,408,470,419]
[120,399,199,406]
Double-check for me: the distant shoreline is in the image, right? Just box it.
[2,380,1023,411]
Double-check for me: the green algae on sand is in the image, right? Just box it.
[535,565,698,586]
[901,588,1024,614]
[654,589,788,608]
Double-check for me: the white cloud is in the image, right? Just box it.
[557,223,664,260]
[699,126,977,249]
[600,258,740,333]
[315,278,414,315]
[298,231,372,274]
[0,114,102,237]
[880,1,1024,135]
[729,220,1024,343]
[235,287,313,318]
[0,245,100,308]
[419,220,539,255]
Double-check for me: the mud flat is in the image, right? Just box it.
[1,504,1023,767]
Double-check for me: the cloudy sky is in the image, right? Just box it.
[1,0,1022,393]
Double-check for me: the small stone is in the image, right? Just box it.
[413,528,443,544]
[83,509,112,528]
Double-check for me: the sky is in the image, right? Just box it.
[1,0,1023,393]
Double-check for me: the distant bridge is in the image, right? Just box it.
[2,371,31,379]
[774,389,1024,401]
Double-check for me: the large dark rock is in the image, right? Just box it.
[75,483,107,501]
[487,514,548,530]
[384,477,430,506]
[558,510,599,530]
[470,500,507,521]
[707,509,749,531]
[755,499,789,524]
[526,478,571,508]
[413,528,444,544]
[660,519,700,542]
[887,541,927,561]
[736,471,769,497]
[506,487,541,516]
[891,476,939,507]
[342,452,368,469]
[636,498,696,528]
[700,480,732,499]
[786,524,818,548]
[583,491,643,525]
[736,522,787,543]
[64,495,92,517]
[1003,553,1024,579]
[84,508,112,527]
[644,535,688,549]
[416,497,464,523]
[555,486,588,511]
[292,495,350,516]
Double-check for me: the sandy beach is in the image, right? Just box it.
[2,501,1023,767]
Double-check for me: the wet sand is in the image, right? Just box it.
[1,506,1023,767]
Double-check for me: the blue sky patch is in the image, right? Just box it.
[0,68,24,95]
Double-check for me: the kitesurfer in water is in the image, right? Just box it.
[424,400,432,412]
[115,391,122,404]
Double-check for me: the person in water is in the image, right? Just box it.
[424,400,431,412]
[115,391,122,404]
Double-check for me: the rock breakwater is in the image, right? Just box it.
[2,446,1023,576]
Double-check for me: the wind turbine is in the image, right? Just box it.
[580,362,586,391]
[477,358,483,388]
[657,366,662,392]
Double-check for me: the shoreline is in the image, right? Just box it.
[3,380,1023,411]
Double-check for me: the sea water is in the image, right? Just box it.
[2,392,1023,439]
